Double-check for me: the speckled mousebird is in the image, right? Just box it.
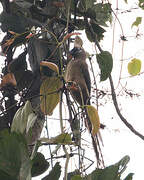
[65,45,104,166]
[65,47,91,106]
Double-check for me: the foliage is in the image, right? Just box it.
[68,156,133,180]
[127,58,141,76]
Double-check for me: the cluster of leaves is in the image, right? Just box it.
[0,129,133,180]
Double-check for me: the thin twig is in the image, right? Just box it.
[85,16,144,141]
[59,90,70,180]
[109,75,144,140]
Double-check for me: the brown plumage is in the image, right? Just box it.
[65,47,104,166]
[65,47,91,106]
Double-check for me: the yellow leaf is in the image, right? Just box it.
[40,133,73,145]
[86,105,100,135]
[40,77,62,115]
[128,58,141,76]
[40,61,59,74]
[53,133,72,144]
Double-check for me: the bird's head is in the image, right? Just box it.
[69,47,86,60]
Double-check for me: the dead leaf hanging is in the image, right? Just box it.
[86,105,100,135]
[0,73,17,88]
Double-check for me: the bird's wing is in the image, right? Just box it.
[80,62,91,94]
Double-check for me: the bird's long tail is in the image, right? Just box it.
[85,108,104,167]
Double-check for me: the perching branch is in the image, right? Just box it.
[109,75,144,140]
[85,16,144,141]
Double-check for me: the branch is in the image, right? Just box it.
[84,16,144,141]
[109,75,144,140]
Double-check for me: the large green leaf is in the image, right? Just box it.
[11,101,35,134]
[42,162,61,180]
[123,173,134,180]
[0,130,21,179]
[0,130,31,180]
[31,152,49,177]
[83,156,131,180]
[96,51,113,81]
[91,3,112,26]
[91,22,106,41]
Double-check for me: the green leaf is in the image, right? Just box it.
[85,21,106,42]
[0,170,16,180]
[85,25,94,42]
[91,22,106,41]
[92,3,112,26]
[75,19,85,30]
[26,113,37,133]
[71,175,82,180]
[11,101,34,134]
[42,162,61,180]
[40,133,73,145]
[20,145,32,180]
[67,170,81,180]
[83,168,103,180]
[0,130,21,178]
[31,152,49,177]
[131,17,142,28]
[0,130,31,180]
[40,77,62,115]
[78,0,96,12]
[84,156,131,180]
[123,173,134,180]
[53,133,72,144]
[96,51,113,81]
[85,0,95,10]
[128,58,141,76]
[124,0,128,3]
[139,0,144,9]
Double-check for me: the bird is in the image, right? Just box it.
[64,47,91,106]
[65,45,104,166]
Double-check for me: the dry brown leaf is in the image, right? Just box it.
[40,61,59,74]
[0,73,17,87]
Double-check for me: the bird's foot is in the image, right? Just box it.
[67,81,78,90]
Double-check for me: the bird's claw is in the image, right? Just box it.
[67,81,78,90]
